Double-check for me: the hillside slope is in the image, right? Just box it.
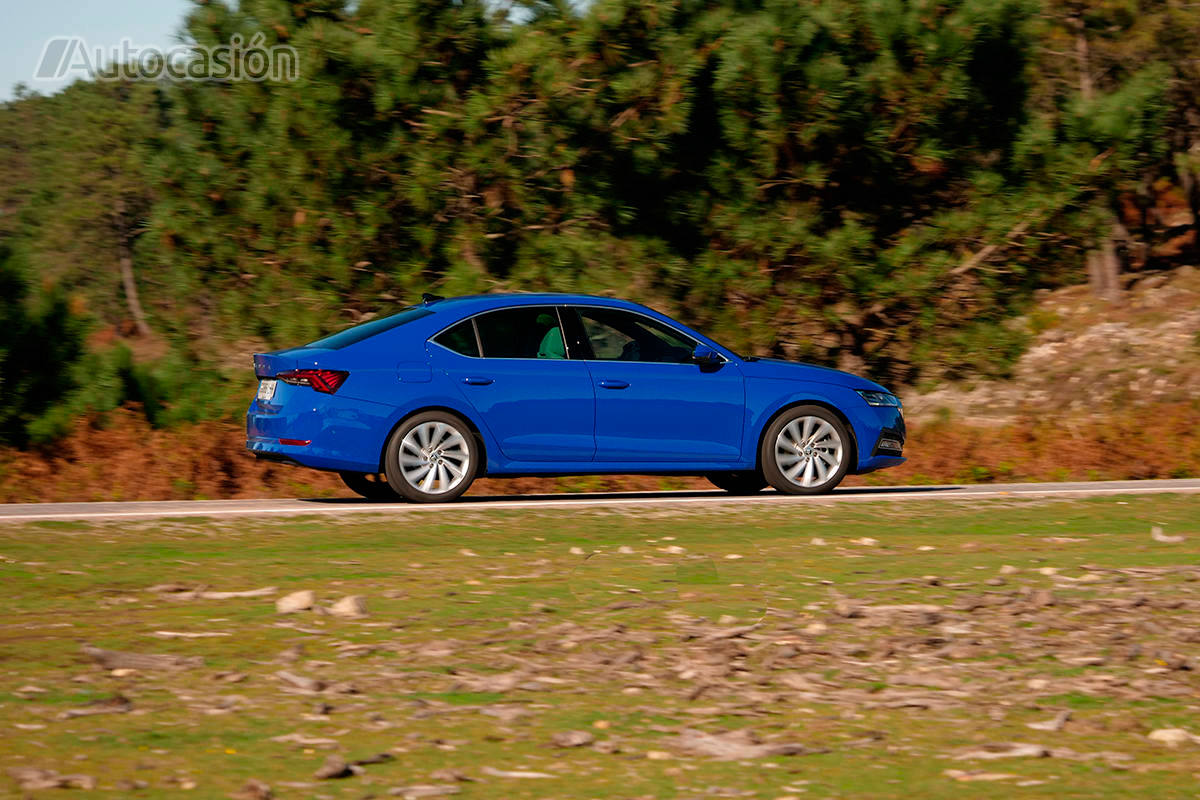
[906,265,1200,425]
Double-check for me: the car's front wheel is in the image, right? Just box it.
[384,411,479,503]
[339,471,399,501]
[706,471,767,495]
[761,405,851,495]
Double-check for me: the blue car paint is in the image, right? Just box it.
[437,344,597,462]
[246,293,906,477]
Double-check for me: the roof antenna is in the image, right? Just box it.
[421,293,445,305]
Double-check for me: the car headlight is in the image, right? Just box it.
[856,390,902,408]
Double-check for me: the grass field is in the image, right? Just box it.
[2,495,1199,798]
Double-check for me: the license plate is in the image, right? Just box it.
[257,379,277,402]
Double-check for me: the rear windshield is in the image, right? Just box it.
[304,307,434,349]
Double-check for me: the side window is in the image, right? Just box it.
[433,320,479,357]
[474,307,567,360]
[575,307,697,364]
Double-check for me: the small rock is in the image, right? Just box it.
[82,644,201,671]
[389,786,460,799]
[944,769,1017,782]
[551,730,595,748]
[276,645,304,663]
[1057,655,1106,667]
[328,595,368,619]
[229,779,273,800]
[803,622,828,635]
[985,577,1006,587]
[6,768,96,791]
[1151,526,1185,544]
[1030,589,1056,607]
[275,671,325,692]
[1148,728,1200,748]
[479,766,553,779]
[276,590,316,614]
[954,742,1050,760]
[672,728,812,760]
[1155,652,1191,671]
[1026,711,1071,732]
[998,565,1020,575]
[313,756,354,780]
[353,753,395,766]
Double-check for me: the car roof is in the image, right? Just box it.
[423,293,648,313]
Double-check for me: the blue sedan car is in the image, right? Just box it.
[247,294,905,502]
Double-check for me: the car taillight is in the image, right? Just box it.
[276,369,349,394]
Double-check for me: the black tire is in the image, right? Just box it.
[383,411,480,503]
[760,405,852,495]
[339,471,399,501]
[706,471,767,495]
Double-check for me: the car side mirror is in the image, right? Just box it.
[691,344,722,367]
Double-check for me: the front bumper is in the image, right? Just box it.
[853,405,906,473]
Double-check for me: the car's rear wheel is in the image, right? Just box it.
[761,405,851,495]
[706,471,767,495]
[384,411,479,503]
[339,471,399,501]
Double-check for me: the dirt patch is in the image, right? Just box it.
[906,265,1200,424]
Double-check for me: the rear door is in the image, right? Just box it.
[565,306,745,462]
[432,306,596,462]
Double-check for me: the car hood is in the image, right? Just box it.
[739,357,889,393]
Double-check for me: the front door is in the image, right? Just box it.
[565,306,744,462]
[433,306,596,462]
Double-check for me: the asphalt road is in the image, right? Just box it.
[0,479,1196,523]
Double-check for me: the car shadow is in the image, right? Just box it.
[298,484,963,505]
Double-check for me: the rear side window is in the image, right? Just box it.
[474,307,566,359]
[304,307,433,350]
[433,320,479,357]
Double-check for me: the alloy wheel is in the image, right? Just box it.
[774,415,844,489]
[398,420,471,495]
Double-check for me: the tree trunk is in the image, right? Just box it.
[1071,15,1095,102]
[114,200,151,338]
[119,243,152,338]
[1087,222,1124,303]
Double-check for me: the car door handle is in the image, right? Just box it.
[598,379,630,389]
[462,376,494,386]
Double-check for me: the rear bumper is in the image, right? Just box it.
[245,436,371,472]
[245,387,396,473]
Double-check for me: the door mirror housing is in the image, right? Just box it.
[691,344,722,367]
